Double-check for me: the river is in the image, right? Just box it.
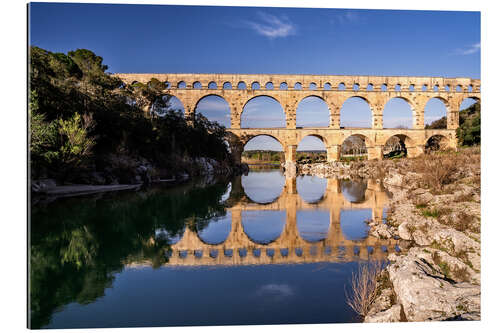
[29,167,397,329]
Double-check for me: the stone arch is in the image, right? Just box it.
[280,82,288,90]
[265,82,274,90]
[242,133,285,150]
[251,82,261,90]
[383,97,415,129]
[208,81,217,89]
[425,134,450,152]
[237,81,247,89]
[340,134,372,159]
[297,133,329,148]
[339,96,373,129]
[382,134,415,158]
[294,82,302,90]
[424,97,449,128]
[177,81,186,89]
[296,134,327,164]
[323,83,332,90]
[193,81,202,89]
[296,95,330,128]
[150,93,186,117]
[459,96,480,109]
[194,94,231,128]
[240,95,286,128]
[223,82,232,89]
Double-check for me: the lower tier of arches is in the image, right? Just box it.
[227,128,457,163]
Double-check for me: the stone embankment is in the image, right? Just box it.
[297,150,481,322]
[297,160,386,179]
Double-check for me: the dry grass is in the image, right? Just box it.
[440,211,479,233]
[345,261,385,318]
[411,154,458,192]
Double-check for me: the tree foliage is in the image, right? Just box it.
[29,46,233,181]
[456,101,480,146]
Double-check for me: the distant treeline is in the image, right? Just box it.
[241,150,326,163]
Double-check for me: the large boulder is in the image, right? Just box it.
[386,249,480,321]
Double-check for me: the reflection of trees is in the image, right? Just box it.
[341,179,367,203]
[30,180,229,328]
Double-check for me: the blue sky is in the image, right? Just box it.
[29,3,480,151]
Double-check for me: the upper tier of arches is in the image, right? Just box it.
[118,73,480,93]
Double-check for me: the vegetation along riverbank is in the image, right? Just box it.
[29,46,247,201]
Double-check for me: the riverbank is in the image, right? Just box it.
[368,148,481,322]
[31,156,249,203]
[298,147,481,322]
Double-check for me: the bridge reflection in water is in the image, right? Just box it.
[163,176,397,266]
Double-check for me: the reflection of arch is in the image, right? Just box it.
[241,210,286,245]
[341,179,367,203]
[296,175,327,204]
[240,95,285,128]
[383,97,415,129]
[340,96,372,128]
[296,95,331,128]
[155,226,185,245]
[196,214,232,245]
[240,162,285,204]
[340,209,371,241]
[297,210,330,243]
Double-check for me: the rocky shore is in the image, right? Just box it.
[297,149,481,322]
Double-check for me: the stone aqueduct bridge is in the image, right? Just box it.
[115,73,480,162]
[154,178,397,267]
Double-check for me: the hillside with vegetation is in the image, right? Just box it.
[29,46,235,187]
[425,101,480,146]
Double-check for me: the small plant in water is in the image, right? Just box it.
[345,260,384,319]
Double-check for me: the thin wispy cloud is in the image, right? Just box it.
[245,12,296,39]
[330,11,360,25]
[455,43,480,55]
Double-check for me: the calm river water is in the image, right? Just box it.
[29,167,396,329]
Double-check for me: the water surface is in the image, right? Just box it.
[30,168,395,328]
